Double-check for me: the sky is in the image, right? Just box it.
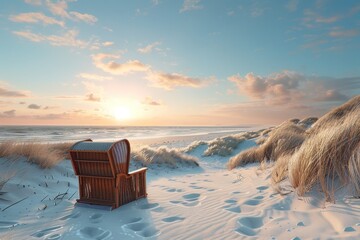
[0,0,359,126]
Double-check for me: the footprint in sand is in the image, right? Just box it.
[137,203,160,210]
[123,217,142,225]
[243,199,262,206]
[170,193,202,207]
[224,199,237,204]
[344,226,356,232]
[31,226,63,238]
[0,221,18,229]
[89,213,102,223]
[162,216,185,223]
[223,199,238,209]
[123,222,160,238]
[235,216,264,237]
[224,206,241,213]
[183,193,201,201]
[77,227,111,240]
[256,186,269,191]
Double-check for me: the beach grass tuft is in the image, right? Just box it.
[0,141,73,168]
[132,146,200,168]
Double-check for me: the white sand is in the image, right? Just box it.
[1,134,360,240]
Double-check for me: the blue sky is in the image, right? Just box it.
[0,0,359,126]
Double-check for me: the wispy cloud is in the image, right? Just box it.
[85,93,101,102]
[146,71,212,90]
[142,97,161,106]
[92,53,149,75]
[102,41,113,47]
[138,41,161,54]
[0,86,28,97]
[303,10,341,28]
[69,11,97,24]
[9,12,65,27]
[28,103,41,109]
[329,29,359,38]
[286,0,299,12]
[24,0,41,5]
[13,29,88,48]
[77,73,113,81]
[316,16,341,23]
[44,0,97,24]
[0,110,16,118]
[180,0,203,13]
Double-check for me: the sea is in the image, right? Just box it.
[0,126,259,143]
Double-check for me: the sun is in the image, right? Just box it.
[113,107,132,120]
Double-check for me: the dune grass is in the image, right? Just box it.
[0,141,73,168]
[288,110,360,199]
[184,131,262,157]
[227,121,307,169]
[229,95,360,200]
[132,146,200,169]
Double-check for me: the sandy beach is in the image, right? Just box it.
[1,126,360,240]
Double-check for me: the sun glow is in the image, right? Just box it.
[113,107,132,120]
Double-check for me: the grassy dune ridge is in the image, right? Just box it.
[229,95,360,200]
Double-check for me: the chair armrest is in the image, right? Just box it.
[128,167,147,175]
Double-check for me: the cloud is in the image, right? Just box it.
[9,12,65,27]
[146,71,212,90]
[316,16,340,23]
[152,0,160,5]
[92,53,149,75]
[228,70,356,106]
[0,86,28,97]
[138,42,161,54]
[229,71,302,101]
[55,95,81,99]
[69,11,97,24]
[102,41,114,47]
[286,0,299,12]
[85,93,101,102]
[45,0,70,18]
[28,103,41,109]
[45,0,97,25]
[180,0,203,13]
[303,10,341,28]
[24,0,42,5]
[77,73,113,81]
[329,29,359,38]
[142,97,161,106]
[315,89,348,102]
[13,29,88,48]
[0,110,16,118]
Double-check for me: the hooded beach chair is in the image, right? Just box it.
[69,139,147,209]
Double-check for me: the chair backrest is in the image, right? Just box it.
[69,139,131,178]
[109,139,131,175]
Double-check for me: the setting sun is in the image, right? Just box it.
[113,107,132,120]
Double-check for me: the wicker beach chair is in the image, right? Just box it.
[69,139,147,209]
